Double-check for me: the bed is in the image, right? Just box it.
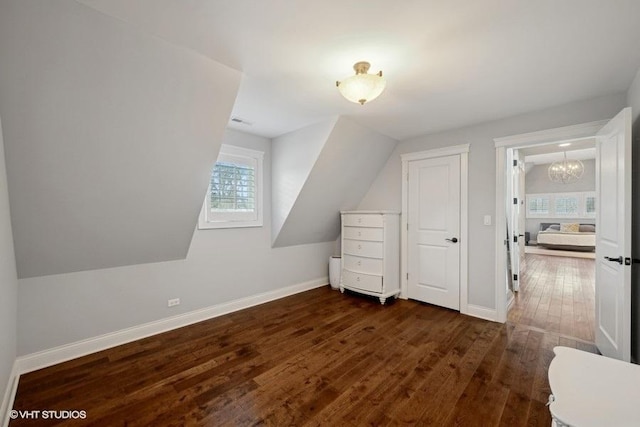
[536,222,596,252]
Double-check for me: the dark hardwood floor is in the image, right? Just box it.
[10,255,597,426]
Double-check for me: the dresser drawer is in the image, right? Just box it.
[342,269,383,293]
[343,226,383,242]
[343,255,383,275]
[342,214,383,228]
[343,239,383,258]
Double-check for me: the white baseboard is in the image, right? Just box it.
[15,277,328,375]
[1,362,19,427]
[465,304,498,322]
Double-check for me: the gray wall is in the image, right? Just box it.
[17,130,335,355]
[628,67,640,363]
[273,117,398,247]
[525,159,596,238]
[0,115,18,413]
[272,119,337,244]
[0,0,241,278]
[359,92,627,310]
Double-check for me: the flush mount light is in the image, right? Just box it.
[336,61,386,105]
[558,143,572,147]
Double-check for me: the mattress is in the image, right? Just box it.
[537,230,595,251]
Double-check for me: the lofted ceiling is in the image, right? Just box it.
[78,0,640,140]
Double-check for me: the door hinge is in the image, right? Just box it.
[625,257,640,265]
[513,235,518,243]
[513,197,518,205]
[513,159,518,167]
[513,274,518,281]
[406,273,409,280]
[406,223,409,231]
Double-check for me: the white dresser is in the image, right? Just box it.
[340,211,400,304]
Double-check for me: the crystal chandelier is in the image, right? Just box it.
[336,61,386,105]
[548,152,584,184]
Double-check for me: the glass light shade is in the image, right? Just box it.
[548,152,584,184]
[336,62,386,105]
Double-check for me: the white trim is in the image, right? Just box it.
[14,277,328,375]
[400,143,470,162]
[466,304,498,322]
[1,362,19,427]
[494,120,608,148]
[494,119,606,324]
[400,146,469,317]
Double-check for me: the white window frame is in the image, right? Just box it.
[525,191,596,219]
[198,145,264,229]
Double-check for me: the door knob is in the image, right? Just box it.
[445,237,458,243]
[605,256,623,264]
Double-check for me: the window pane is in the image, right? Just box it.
[555,196,579,215]
[209,161,256,212]
[585,196,596,214]
[528,197,549,215]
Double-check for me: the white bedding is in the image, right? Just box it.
[537,231,595,247]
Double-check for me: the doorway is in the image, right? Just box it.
[495,108,633,361]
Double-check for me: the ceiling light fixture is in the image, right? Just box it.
[558,143,571,147]
[548,152,584,184]
[336,61,386,105]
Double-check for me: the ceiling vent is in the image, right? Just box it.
[230,117,253,126]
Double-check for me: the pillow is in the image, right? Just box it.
[579,224,596,232]
[560,223,580,233]
[545,224,560,231]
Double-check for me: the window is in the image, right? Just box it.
[198,145,263,229]
[525,192,595,219]
[527,196,549,216]
[554,195,579,216]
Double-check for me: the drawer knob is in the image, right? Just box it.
[357,261,361,266]
[358,231,362,237]
[356,276,360,281]
[358,218,362,223]
[358,244,362,249]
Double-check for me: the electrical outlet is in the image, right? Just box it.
[167,298,180,307]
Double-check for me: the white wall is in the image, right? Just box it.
[0,115,18,417]
[17,129,334,356]
[359,92,627,310]
[0,0,241,279]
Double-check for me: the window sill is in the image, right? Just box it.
[198,220,263,230]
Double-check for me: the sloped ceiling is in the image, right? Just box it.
[272,117,397,247]
[77,0,640,140]
[0,0,241,278]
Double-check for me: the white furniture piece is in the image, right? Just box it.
[340,211,400,304]
[548,346,640,427]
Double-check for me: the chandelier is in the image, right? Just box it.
[336,61,386,105]
[548,152,584,184]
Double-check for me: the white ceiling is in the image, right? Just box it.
[79,0,640,140]
[521,137,596,164]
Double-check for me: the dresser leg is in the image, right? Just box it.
[379,297,386,305]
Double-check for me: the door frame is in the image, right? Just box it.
[401,144,469,314]
[494,120,608,323]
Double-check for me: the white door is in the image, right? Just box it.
[595,107,632,361]
[507,149,525,292]
[407,155,460,310]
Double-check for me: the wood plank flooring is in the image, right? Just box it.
[10,255,597,426]
[509,253,596,343]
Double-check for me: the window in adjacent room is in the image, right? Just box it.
[198,145,264,229]
[526,195,550,217]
